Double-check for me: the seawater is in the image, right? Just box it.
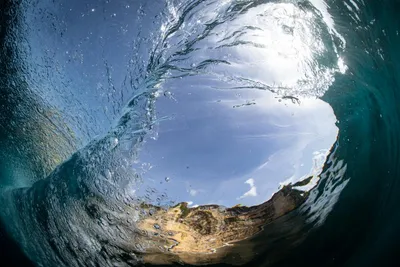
[1,0,400,266]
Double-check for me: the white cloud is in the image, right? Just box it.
[185,201,199,208]
[189,189,197,196]
[238,178,257,199]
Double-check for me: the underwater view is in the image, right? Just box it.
[1,0,400,266]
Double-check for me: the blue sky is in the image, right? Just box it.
[133,86,338,207]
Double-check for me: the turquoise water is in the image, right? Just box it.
[1,0,400,266]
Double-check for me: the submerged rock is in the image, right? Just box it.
[137,185,308,265]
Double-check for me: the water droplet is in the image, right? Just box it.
[107,213,114,222]
[165,177,170,182]
[105,169,112,180]
[99,218,108,226]
[109,137,119,149]
[153,223,161,230]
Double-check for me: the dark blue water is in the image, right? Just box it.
[1,0,400,266]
